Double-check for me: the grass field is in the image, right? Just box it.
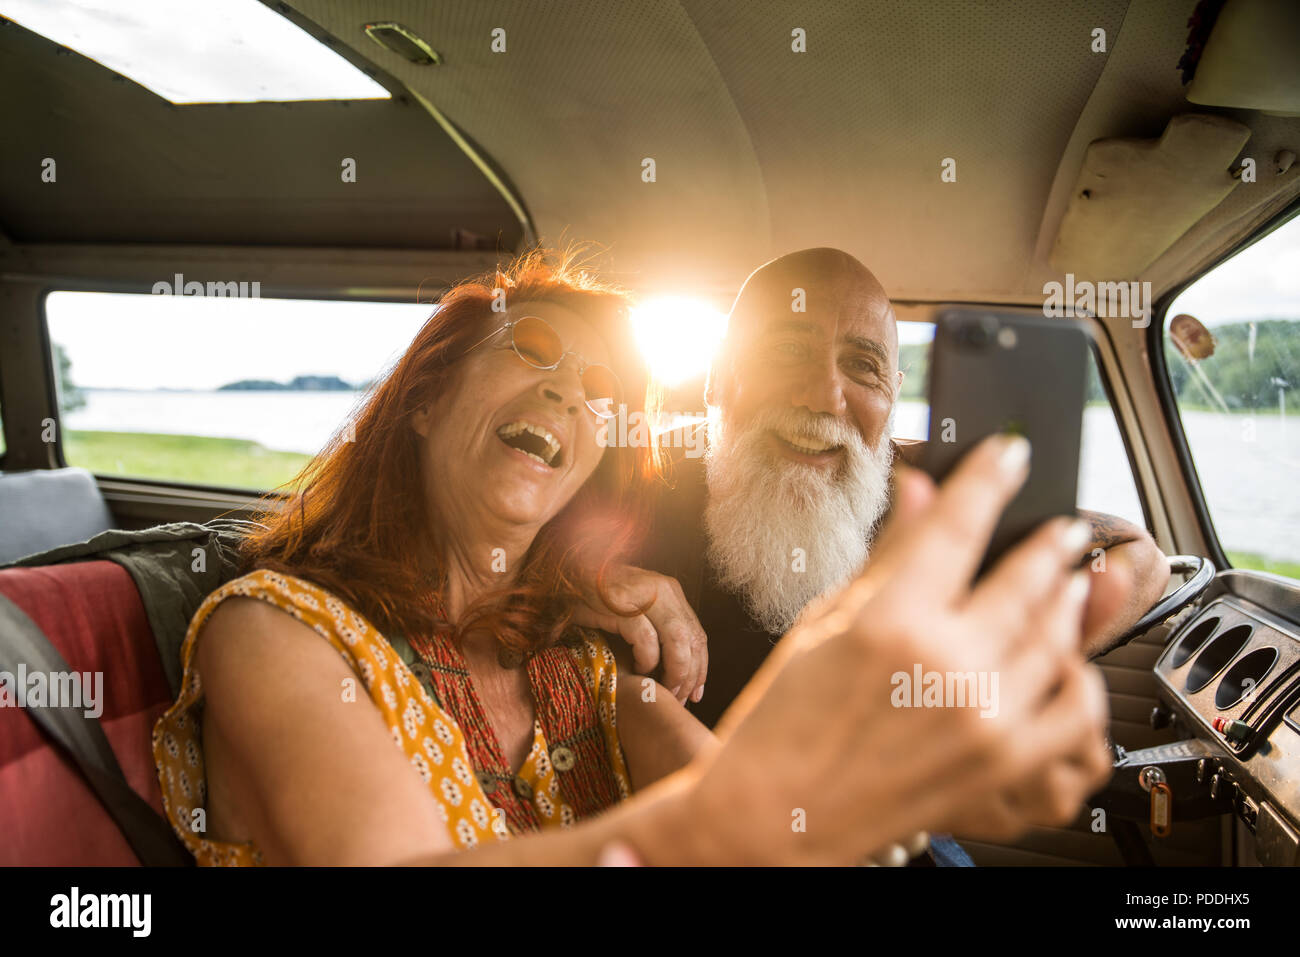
[1225,552,1300,580]
[65,429,311,492]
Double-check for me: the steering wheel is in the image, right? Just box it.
[1112,555,1216,647]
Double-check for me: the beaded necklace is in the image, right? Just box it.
[407,627,623,834]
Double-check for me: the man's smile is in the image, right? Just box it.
[768,428,845,466]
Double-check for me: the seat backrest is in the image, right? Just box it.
[0,560,175,865]
[0,467,115,564]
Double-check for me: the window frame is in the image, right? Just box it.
[1085,318,1158,537]
[1146,199,1300,574]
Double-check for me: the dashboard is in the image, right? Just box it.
[1143,571,1300,865]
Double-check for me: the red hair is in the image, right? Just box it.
[240,249,660,653]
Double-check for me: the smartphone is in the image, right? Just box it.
[920,309,1089,574]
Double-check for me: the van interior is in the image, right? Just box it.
[1,0,1298,867]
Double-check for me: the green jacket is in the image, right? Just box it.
[4,521,250,697]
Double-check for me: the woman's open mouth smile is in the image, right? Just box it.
[496,419,565,470]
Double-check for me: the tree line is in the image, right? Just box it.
[899,318,1297,411]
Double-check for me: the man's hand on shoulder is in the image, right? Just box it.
[572,564,708,705]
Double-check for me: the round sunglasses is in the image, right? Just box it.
[463,315,624,419]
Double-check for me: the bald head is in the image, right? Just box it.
[726,247,898,366]
[707,247,901,455]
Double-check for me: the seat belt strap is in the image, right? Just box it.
[0,594,192,866]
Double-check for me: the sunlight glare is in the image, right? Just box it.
[629,297,728,387]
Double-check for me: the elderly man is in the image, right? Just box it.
[574,247,1163,865]
[638,247,1170,729]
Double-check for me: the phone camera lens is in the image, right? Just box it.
[955,316,997,350]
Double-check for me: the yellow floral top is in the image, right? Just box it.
[152,569,632,865]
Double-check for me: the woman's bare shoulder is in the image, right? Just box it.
[192,585,452,863]
[195,592,335,683]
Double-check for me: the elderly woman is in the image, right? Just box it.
[153,251,1118,865]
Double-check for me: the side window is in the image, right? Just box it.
[1163,214,1299,579]
[894,321,934,441]
[897,318,1146,528]
[45,291,432,491]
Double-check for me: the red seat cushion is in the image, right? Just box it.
[0,560,174,865]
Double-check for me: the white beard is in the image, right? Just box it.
[703,404,896,636]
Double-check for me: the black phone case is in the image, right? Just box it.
[921,309,1088,574]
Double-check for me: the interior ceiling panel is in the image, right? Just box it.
[294,0,1130,299]
[298,0,1300,303]
[0,16,522,249]
[678,0,1129,301]
[1032,0,1300,300]
[293,0,774,296]
[5,0,1298,300]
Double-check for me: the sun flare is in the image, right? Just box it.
[629,296,728,387]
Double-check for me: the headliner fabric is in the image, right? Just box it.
[676,0,1130,301]
[6,0,1299,301]
[297,0,1127,300]
[294,0,775,295]
[295,0,1300,304]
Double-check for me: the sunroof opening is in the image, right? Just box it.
[0,0,391,104]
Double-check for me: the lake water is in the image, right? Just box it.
[67,391,1296,563]
[70,389,367,456]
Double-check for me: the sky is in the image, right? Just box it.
[47,294,434,391]
[1167,214,1300,325]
